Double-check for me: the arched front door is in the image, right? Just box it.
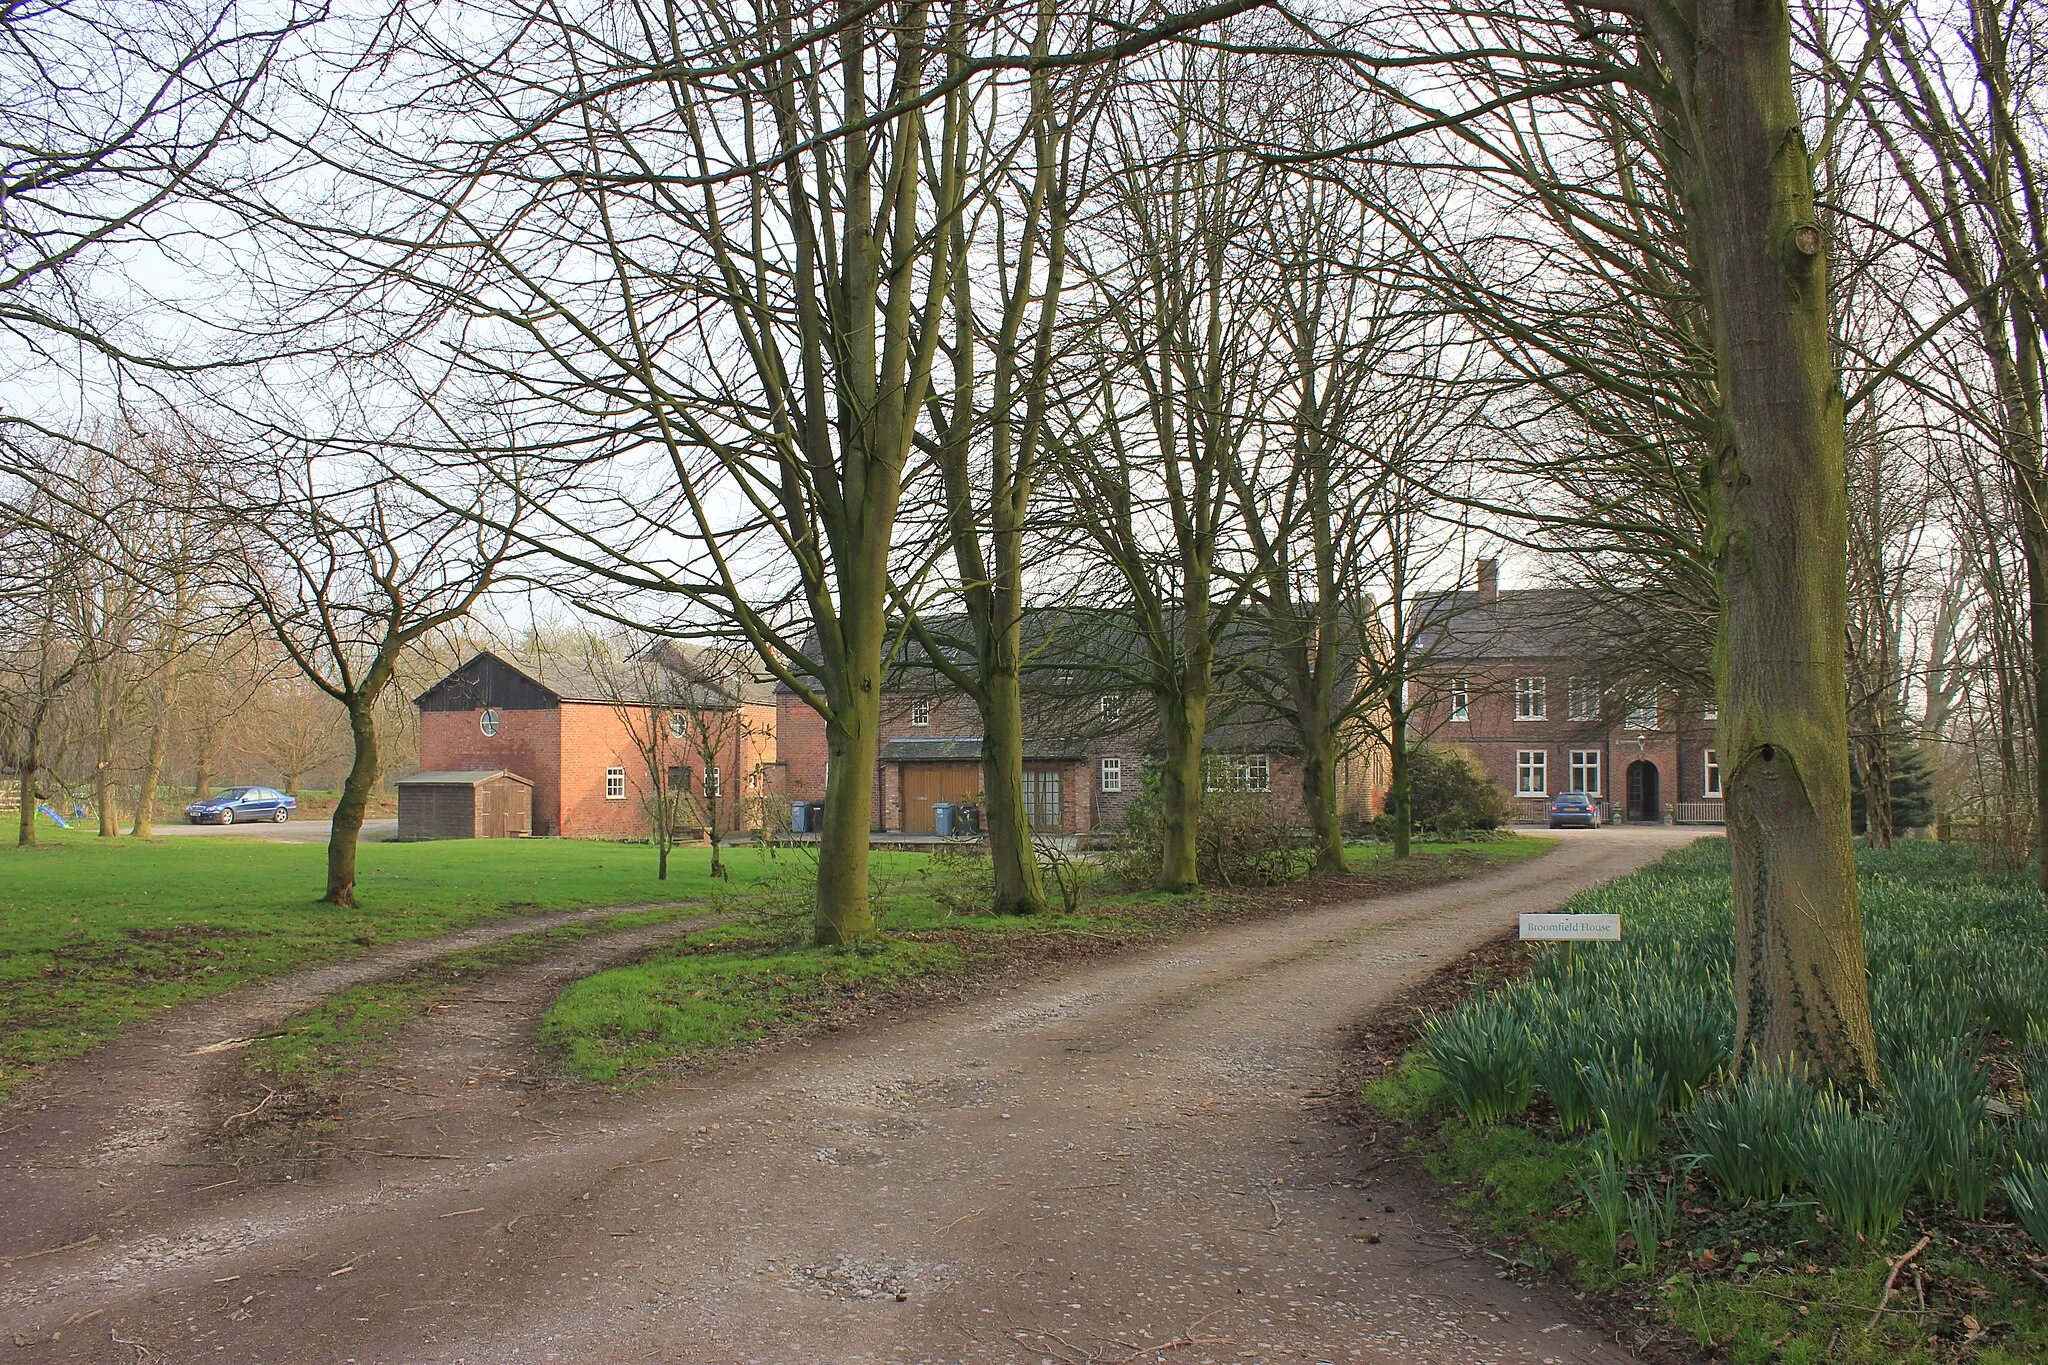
[1626,760,1661,822]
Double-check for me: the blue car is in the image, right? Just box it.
[184,786,296,825]
[1547,791,1601,829]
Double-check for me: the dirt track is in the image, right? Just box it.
[1,828,1698,1363]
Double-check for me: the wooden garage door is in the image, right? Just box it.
[900,763,981,833]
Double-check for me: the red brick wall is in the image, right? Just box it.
[418,707,564,834]
[1410,663,1701,822]
[776,694,828,800]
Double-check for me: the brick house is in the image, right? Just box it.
[415,651,777,838]
[1411,561,1722,824]
[775,624,1387,836]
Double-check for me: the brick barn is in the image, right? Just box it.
[415,651,777,838]
[1412,561,1722,825]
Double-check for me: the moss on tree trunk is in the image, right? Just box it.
[1648,0,1880,1087]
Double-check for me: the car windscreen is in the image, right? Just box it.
[214,788,252,800]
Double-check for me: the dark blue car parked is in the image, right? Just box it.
[184,786,296,825]
[1547,791,1601,829]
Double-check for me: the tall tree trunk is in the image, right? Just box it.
[1388,709,1411,859]
[17,759,35,846]
[1293,681,1346,874]
[1156,690,1204,892]
[817,704,880,944]
[326,700,380,908]
[980,664,1044,914]
[132,654,179,837]
[1651,0,1879,1087]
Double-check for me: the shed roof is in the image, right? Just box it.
[398,769,534,787]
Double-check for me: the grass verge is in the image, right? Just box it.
[1359,840,2048,1364]
[540,836,1553,1087]
[0,827,897,1102]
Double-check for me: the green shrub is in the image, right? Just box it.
[1795,1092,1914,1245]
[1396,743,1518,835]
[1101,773,1308,889]
[1682,1062,1812,1200]
[2002,1156,2048,1253]
[1627,1179,1680,1274]
[1530,1008,1598,1131]
[1581,1044,1666,1161]
[1578,1133,1628,1266]
[1887,1044,1992,1204]
[1421,1001,1535,1124]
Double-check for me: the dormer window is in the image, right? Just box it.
[479,708,501,737]
[1100,695,1124,723]
[910,697,932,727]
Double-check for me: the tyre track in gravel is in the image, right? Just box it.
[0,900,727,1263]
[2,828,1699,1364]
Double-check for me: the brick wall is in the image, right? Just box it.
[418,707,564,834]
[1410,662,1709,823]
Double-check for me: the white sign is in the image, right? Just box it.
[1519,913,1622,941]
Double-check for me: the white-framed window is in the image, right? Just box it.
[1098,757,1122,792]
[1703,700,1719,722]
[1100,695,1124,723]
[1568,678,1601,721]
[1514,676,1547,720]
[479,708,501,737]
[1205,753,1271,793]
[1516,750,1548,796]
[667,711,688,739]
[1624,693,1658,730]
[1703,749,1722,798]
[706,764,721,797]
[1569,749,1601,795]
[1448,679,1469,723]
[909,697,932,727]
[605,766,627,800]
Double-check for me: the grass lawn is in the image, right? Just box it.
[0,825,904,1101]
[1362,839,2048,1364]
[540,835,1554,1085]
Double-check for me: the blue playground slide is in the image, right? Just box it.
[36,804,70,828]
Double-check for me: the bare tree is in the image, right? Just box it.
[234,457,528,906]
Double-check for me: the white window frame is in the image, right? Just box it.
[1448,679,1469,723]
[1514,676,1547,721]
[479,708,500,737]
[667,711,688,739]
[1099,757,1122,793]
[1702,700,1719,722]
[1624,693,1659,730]
[1703,749,1722,798]
[1100,695,1124,723]
[706,764,721,797]
[1568,749,1602,796]
[909,697,932,727]
[1567,678,1601,721]
[1516,750,1548,796]
[605,766,627,801]
[1205,753,1272,793]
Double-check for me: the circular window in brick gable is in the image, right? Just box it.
[479,708,501,737]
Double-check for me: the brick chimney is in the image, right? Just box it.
[1476,558,1500,602]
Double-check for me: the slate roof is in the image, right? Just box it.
[1411,589,1589,662]
[419,648,775,711]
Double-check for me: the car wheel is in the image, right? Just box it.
[218,808,233,826]
[273,807,289,823]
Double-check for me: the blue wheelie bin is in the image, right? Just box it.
[933,802,958,837]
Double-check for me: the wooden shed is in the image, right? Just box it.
[396,770,535,841]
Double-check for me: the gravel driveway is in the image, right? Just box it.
[1,826,1698,1363]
